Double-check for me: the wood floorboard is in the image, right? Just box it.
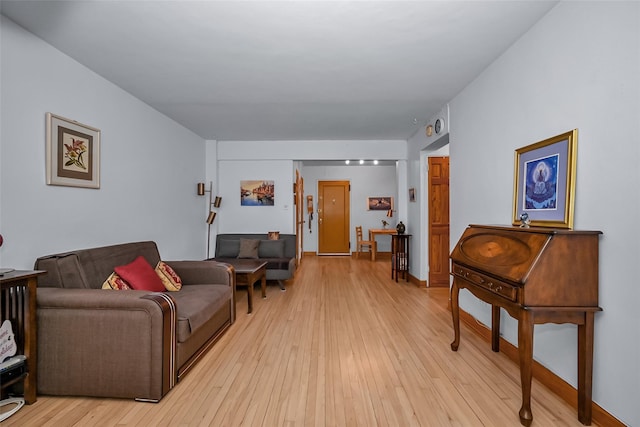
[2,256,602,426]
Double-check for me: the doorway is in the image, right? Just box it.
[317,180,350,255]
[294,170,304,265]
[428,156,450,287]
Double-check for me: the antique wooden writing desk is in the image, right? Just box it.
[449,225,602,426]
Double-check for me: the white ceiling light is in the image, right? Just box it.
[359,160,365,165]
[345,160,350,165]
[374,160,379,165]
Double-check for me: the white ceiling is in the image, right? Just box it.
[1,1,558,141]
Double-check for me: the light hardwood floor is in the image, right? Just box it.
[3,256,599,426]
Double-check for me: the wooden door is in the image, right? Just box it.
[318,180,350,255]
[428,157,450,287]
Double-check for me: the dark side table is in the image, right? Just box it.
[391,234,411,282]
[1,270,46,404]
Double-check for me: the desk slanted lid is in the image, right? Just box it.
[451,225,555,285]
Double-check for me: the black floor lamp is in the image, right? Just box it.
[197,182,221,259]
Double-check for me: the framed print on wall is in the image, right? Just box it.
[512,129,578,229]
[46,113,100,188]
[367,196,393,211]
[241,180,275,206]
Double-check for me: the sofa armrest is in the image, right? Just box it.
[166,260,234,287]
[37,288,176,401]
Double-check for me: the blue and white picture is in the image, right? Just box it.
[523,154,558,210]
[240,180,274,206]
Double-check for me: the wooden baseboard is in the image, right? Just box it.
[457,308,625,427]
[409,274,426,288]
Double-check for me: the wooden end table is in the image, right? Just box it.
[224,260,267,314]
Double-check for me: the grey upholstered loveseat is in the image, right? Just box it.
[213,233,297,290]
[33,241,234,402]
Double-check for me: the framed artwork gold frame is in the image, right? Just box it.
[512,129,578,229]
[46,113,100,189]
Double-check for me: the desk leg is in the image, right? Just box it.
[450,280,461,351]
[577,311,595,425]
[518,310,534,427]
[491,305,501,352]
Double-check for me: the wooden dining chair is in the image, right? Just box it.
[355,226,377,259]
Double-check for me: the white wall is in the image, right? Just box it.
[0,16,207,266]
[216,159,296,235]
[302,164,397,253]
[445,2,639,425]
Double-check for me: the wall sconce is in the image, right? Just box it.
[197,182,206,196]
[197,181,221,258]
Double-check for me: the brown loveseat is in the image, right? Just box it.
[33,241,234,402]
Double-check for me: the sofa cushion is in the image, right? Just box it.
[34,241,162,289]
[155,261,182,292]
[237,239,259,259]
[258,240,285,258]
[114,256,165,292]
[262,258,293,271]
[101,272,132,290]
[217,239,240,258]
[171,285,232,343]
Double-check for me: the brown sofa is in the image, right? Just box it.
[33,241,234,402]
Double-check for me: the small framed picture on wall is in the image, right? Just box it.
[409,188,416,202]
[367,197,393,211]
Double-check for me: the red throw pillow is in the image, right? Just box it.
[114,256,165,292]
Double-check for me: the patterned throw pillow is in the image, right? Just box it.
[102,272,132,290]
[155,261,182,292]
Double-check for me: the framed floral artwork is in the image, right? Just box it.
[46,113,100,188]
[512,129,578,228]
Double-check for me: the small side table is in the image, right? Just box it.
[391,234,411,282]
[1,270,45,404]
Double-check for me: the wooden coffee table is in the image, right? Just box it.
[225,259,267,314]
